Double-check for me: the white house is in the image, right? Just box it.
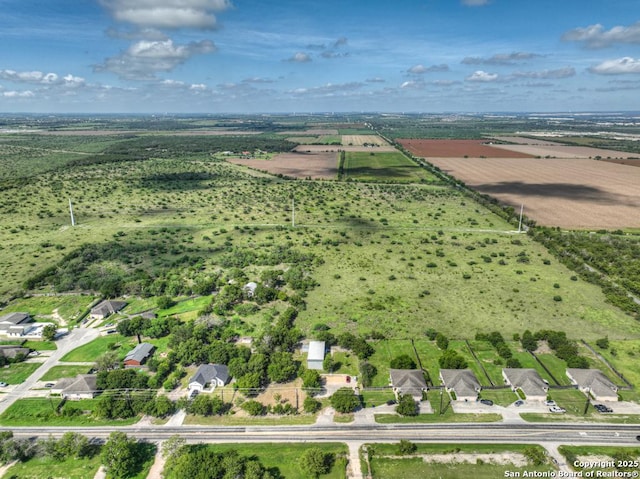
[307,341,326,370]
[188,364,231,393]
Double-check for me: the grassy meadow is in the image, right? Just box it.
[342,151,435,182]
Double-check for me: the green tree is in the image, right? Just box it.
[267,351,298,383]
[330,387,360,413]
[301,369,322,390]
[299,447,331,479]
[101,432,138,479]
[396,394,418,416]
[56,432,90,459]
[42,324,57,341]
[359,361,377,388]
[242,400,266,416]
[94,350,119,372]
[523,446,547,466]
[438,350,467,369]
[390,354,417,369]
[161,435,185,460]
[435,333,449,350]
[303,396,322,413]
[397,439,417,455]
[595,337,610,349]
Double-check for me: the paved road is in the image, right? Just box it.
[0,327,100,415]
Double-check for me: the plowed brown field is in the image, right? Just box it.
[229,151,337,179]
[426,157,640,229]
[399,139,534,158]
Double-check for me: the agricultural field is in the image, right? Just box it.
[229,151,338,179]
[398,139,535,158]
[422,156,640,229]
[341,151,436,182]
[342,135,389,146]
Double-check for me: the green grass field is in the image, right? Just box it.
[4,453,102,479]
[591,340,640,388]
[0,362,41,384]
[0,295,96,321]
[40,365,91,381]
[175,443,348,479]
[342,151,435,182]
[60,334,136,362]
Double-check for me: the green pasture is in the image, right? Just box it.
[477,388,519,406]
[367,443,554,479]
[5,453,102,479]
[0,398,139,426]
[590,340,640,388]
[361,389,396,407]
[0,362,41,384]
[158,295,213,320]
[342,151,435,182]
[60,334,135,362]
[175,443,348,479]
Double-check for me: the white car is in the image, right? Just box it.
[0,382,8,387]
[544,400,556,406]
[549,406,566,413]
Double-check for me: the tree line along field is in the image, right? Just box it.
[0,126,638,344]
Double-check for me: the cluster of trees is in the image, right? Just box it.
[476,331,521,368]
[396,393,419,416]
[535,330,589,368]
[95,390,176,419]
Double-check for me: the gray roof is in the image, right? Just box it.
[390,369,427,393]
[91,300,127,316]
[567,369,618,397]
[57,374,98,395]
[308,341,326,362]
[503,368,548,397]
[124,343,155,364]
[0,312,30,325]
[0,346,30,359]
[440,369,481,397]
[190,364,230,387]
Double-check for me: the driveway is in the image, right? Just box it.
[0,327,100,415]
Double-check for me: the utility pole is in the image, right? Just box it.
[517,204,524,233]
[69,198,76,227]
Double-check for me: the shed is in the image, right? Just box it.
[307,341,326,370]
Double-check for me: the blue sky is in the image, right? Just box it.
[1,0,640,113]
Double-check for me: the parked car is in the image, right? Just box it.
[544,400,556,406]
[549,406,566,413]
[189,389,199,399]
[44,383,55,388]
[514,400,524,407]
[594,404,613,413]
[106,329,117,334]
[480,399,494,406]
[386,400,396,406]
[0,382,7,387]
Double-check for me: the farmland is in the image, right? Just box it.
[398,139,535,158]
[341,151,436,182]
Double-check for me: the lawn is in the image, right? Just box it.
[366,340,421,387]
[177,443,348,479]
[330,350,359,376]
[477,388,519,406]
[60,334,136,362]
[0,398,140,426]
[0,362,41,384]
[361,389,396,408]
[342,151,435,182]
[158,295,213,320]
[0,295,97,322]
[5,453,102,479]
[23,340,57,351]
[40,365,91,381]
[591,340,640,388]
[535,353,571,385]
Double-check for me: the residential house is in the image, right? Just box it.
[307,341,326,370]
[123,342,155,367]
[502,368,548,401]
[0,313,33,337]
[90,300,127,320]
[566,368,619,402]
[390,369,428,400]
[55,374,99,400]
[440,369,481,401]
[0,346,30,360]
[188,364,231,392]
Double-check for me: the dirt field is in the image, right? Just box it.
[425,157,640,229]
[490,136,566,146]
[228,151,338,179]
[342,135,389,146]
[490,143,638,159]
[279,128,339,136]
[398,139,534,158]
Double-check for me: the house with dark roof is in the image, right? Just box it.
[0,345,30,360]
[502,368,548,401]
[188,364,231,392]
[0,312,33,337]
[54,374,99,400]
[90,300,127,320]
[566,369,619,402]
[123,343,155,367]
[440,369,481,402]
[389,369,427,400]
[307,341,326,370]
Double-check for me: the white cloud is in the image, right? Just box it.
[99,0,232,30]
[563,22,640,49]
[366,77,386,83]
[288,82,364,96]
[462,52,541,65]
[190,83,207,90]
[408,64,449,74]
[285,52,312,63]
[400,80,424,89]
[512,67,575,79]
[3,90,35,98]
[94,39,216,80]
[466,70,499,82]
[589,57,640,75]
[0,70,59,84]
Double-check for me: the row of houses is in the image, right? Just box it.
[391,367,620,402]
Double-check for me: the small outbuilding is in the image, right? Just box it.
[307,341,326,370]
[440,369,481,402]
[566,368,619,402]
[123,342,155,367]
